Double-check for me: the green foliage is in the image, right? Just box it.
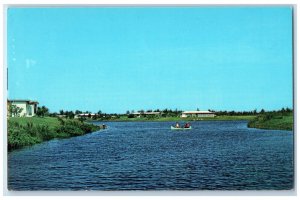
[55,124,84,137]
[80,123,99,133]
[8,117,101,150]
[127,114,135,118]
[8,121,42,150]
[101,115,256,122]
[78,117,85,123]
[57,117,65,125]
[65,111,75,119]
[37,125,52,140]
[36,106,49,117]
[145,115,159,120]
[8,104,24,117]
[56,110,75,119]
[9,117,61,129]
[248,109,293,131]
[75,110,82,115]
[55,120,99,136]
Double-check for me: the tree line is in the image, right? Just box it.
[35,106,295,118]
[126,109,183,117]
[8,104,293,119]
[211,107,293,116]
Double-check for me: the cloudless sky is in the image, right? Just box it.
[7,7,293,113]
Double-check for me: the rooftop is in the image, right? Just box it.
[8,99,39,104]
[182,111,215,114]
[76,113,96,116]
[132,112,161,115]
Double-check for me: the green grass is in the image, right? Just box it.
[8,116,101,150]
[247,112,293,131]
[205,115,256,121]
[9,117,60,130]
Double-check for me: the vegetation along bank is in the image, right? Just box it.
[7,104,293,151]
[8,117,101,150]
[247,109,293,131]
[93,115,256,122]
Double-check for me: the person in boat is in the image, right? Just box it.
[175,122,180,128]
[184,122,190,128]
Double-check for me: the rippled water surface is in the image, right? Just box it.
[8,121,293,190]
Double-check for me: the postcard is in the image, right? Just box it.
[6,6,294,191]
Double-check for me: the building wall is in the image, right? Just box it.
[27,104,35,117]
[181,114,188,118]
[181,113,215,118]
[196,114,215,117]
[10,102,36,117]
[11,102,28,117]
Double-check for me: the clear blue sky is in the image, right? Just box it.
[7,7,293,113]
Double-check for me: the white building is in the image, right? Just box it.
[8,99,39,117]
[74,113,96,118]
[181,110,216,118]
[132,111,161,118]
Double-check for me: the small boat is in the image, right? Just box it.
[171,126,192,130]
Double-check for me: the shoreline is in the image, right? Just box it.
[91,119,251,123]
[247,112,293,131]
[8,117,103,150]
[90,114,293,131]
[7,112,293,151]
[88,115,256,122]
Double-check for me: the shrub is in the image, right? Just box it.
[57,117,65,125]
[36,125,52,140]
[8,117,101,150]
[56,125,84,137]
[80,123,99,133]
[128,114,135,118]
[247,111,293,130]
[8,125,41,150]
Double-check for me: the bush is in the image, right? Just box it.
[36,125,52,140]
[8,118,101,150]
[57,117,65,125]
[56,125,84,137]
[247,111,293,130]
[80,123,99,133]
[128,114,135,118]
[8,122,41,150]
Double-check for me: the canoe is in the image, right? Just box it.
[171,126,192,130]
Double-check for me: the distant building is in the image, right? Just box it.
[74,113,96,118]
[8,99,39,117]
[181,110,215,118]
[143,112,161,115]
[131,111,161,118]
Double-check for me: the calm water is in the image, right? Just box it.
[8,121,294,190]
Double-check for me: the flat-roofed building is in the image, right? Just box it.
[8,99,39,117]
[181,110,215,118]
[131,111,161,118]
[74,113,96,118]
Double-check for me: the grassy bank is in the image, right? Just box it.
[92,115,257,122]
[247,112,293,131]
[8,117,101,150]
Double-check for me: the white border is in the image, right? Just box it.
[2,3,7,198]
[1,0,299,199]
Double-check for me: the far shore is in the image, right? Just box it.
[7,110,293,151]
[88,115,256,122]
[89,112,293,131]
